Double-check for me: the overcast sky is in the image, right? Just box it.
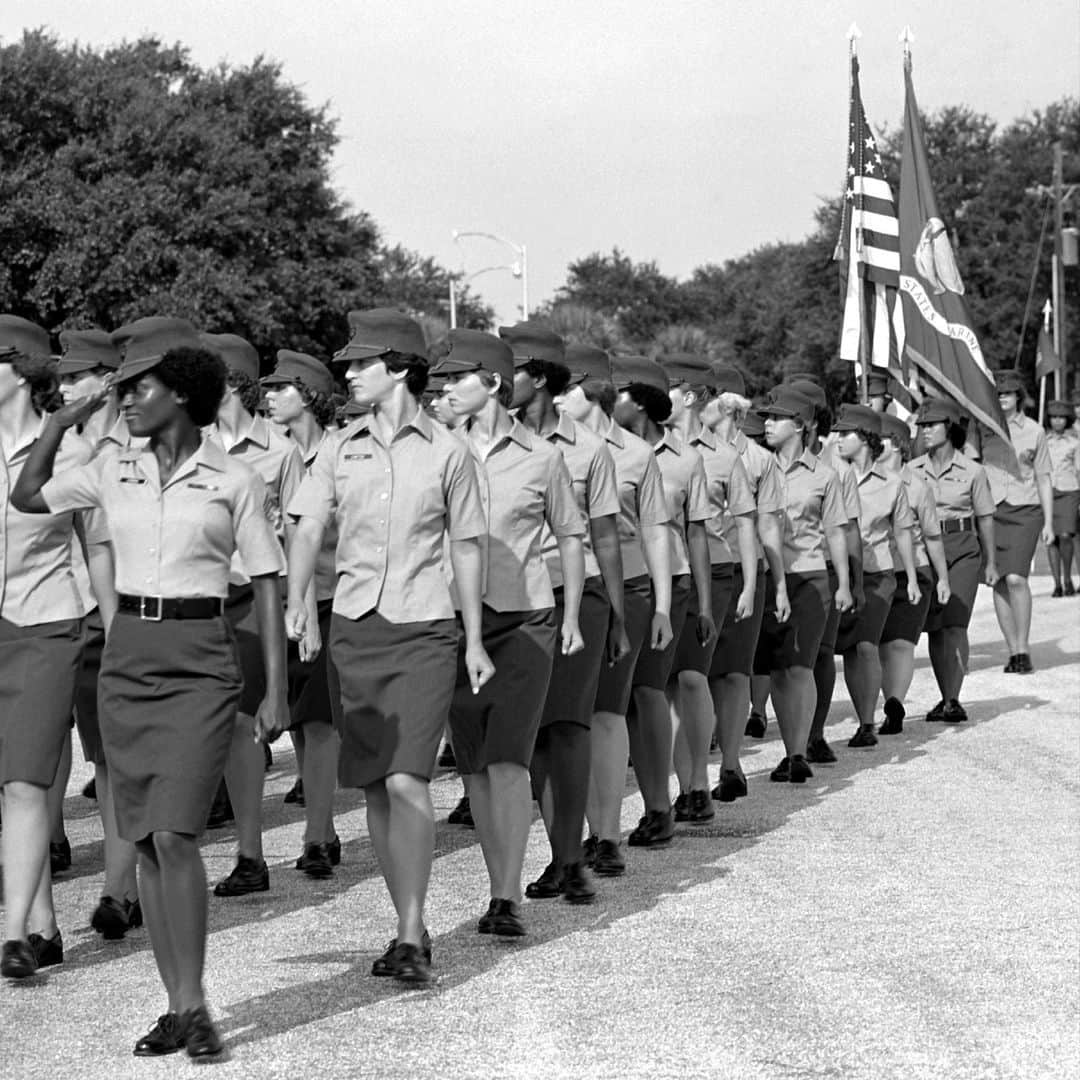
[4,1,1078,322]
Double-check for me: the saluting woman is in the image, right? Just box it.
[0,316,91,980]
[15,323,289,1058]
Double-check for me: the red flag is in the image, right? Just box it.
[897,57,1010,447]
[1035,324,1059,382]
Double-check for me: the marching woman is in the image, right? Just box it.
[556,354,673,879]
[984,370,1053,673]
[702,368,788,802]
[1044,400,1080,596]
[755,387,852,782]
[876,413,950,733]
[910,398,997,722]
[661,354,755,824]
[0,316,91,979]
[15,322,288,1056]
[262,349,342,878]
[287,311,492,980]
[439,329,585,937]
[831,405,920,748]
[612,355,712,848]
[506,329,626,906]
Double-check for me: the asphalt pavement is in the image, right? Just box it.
[2,575,1077,1079]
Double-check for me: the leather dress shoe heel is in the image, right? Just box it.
[561,862,596,905]
[1065,581,1076,596]
[28,930,62,969]
[745,710,767,739]
[477,898,500,934]
[583,834,598,867]
[50,838,72,875]
[372,930,432,976]
[712,770,747,802]
[687,790,715,823]
[878,697,905,735]
[134,1013,186,1057]
[1014,652,1034,674]
[391,941,432,985]
[627,809,674,847]
[1051,584,1063,598]
[525,860,564,899]
[328,834,342,866]
[925,700,946,722]
[788,755,813,784]
[805,736,837,763]
[769,757,791,782]
[283,779,304,805]
[1003,655,1019,673]
[296,843,333,879]
[213,856,269,897]
[490,899,526,937]
[848,725,878,748]
[92,896,141,940]
[592,839,626,877]
[1,939,37,979]
[183,1005,223,1058]
[673,792,692,822]
[942,699,968,723]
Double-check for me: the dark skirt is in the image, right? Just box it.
[593,574,654,715]
[754,571,831,673]
[710,563,766,678]
[880,568,934,644]
[671,564,734,676]
[225,583,265,716]
[287,599,335,729]
[451,606,556,773]
[1052,489,1080,537]
[818,562,843,653]
[632,574,693,690]
[924,531,981,632]
[98,613,240,841]
[540,577,611,730]
[994,502,1043,578]
[836,570,897,652]
[75,608,107,766]
[0,616,85,787]
[331,611,460,788]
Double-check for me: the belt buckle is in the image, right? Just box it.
[140,595,163,622]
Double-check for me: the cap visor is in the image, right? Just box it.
[332,343,390,363]
[115,355,164,383]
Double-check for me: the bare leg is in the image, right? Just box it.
[545,722,591,865]
[628,686,673,813]
[879,640,916,704]
[1,781,52,942]
[1048,539,1062,588]
[587,710,629,842]
[290,727,306,778]
[750,675,771,718]
[301,723,339,845]
[843,643,883,727]
[223,713,265,862]
[136,838,181,1013]
[672,672,714,792]
[711,673,750,777]
[98,765,138,902]
[153,831,209,1014]
[1005,575,1033,654]
[808,647,836,742]
[470,763,532,904]
[928,627,968,702]
[47,733,72,844]
[529,728,555,857]
[1060,535,1075,583]
[992,579,1020,654]
[770,667,815,757]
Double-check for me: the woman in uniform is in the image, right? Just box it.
[0,316,91,979]
[910,398,997,722]
[15,321,288,1057]
[1044,401,1080,596]
[287,311,492,982]
[755,387,852,782]
[439,328,585,937]
[831,405,920,748]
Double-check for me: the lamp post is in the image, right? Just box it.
[452,230,528,320]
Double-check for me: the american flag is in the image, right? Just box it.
[835,54,916,411]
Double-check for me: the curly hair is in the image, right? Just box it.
[856,428,885,461]
[383,349,429,397]
[11,354,61,415]
[295,382,338,429]
[581,378,616,417]
[153,347,228,426]
[626,383,673,424]
[226,370,262,414]
[522,359,571,400]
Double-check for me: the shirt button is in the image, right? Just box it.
[376,546,383,553]
[379,492,388,500]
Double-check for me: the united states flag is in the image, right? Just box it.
[835,54,916,411]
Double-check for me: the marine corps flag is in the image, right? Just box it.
[897,54,1011,446]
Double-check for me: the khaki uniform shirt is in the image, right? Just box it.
[984,413,1051,506]
[722,430,783,564]
[604,420,670,582]
[654,430,712,578]
[776,450,848,573]
[853,464,914,573]
[909,451,995,520]
[1047,431,1080,493]
[890,466,941,570]
[683,427,755,565]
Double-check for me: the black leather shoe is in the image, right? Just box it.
[942,699,968,723]
[296,842,333,879]
[673,792,692,822]
[447,796,474,828]
[592,839,626,877]
[372,930,432,976]
[327,834,342,867]
[848,725,878,748]
[1,939,37,979]
[183,1005,223,1058]
[92,896,141,940]
[50,838,71,875]
[437,743,457,769]
[490,899,526,937]
[745,710,767,739]
[1003,654,1019,673]
[561,862,596,905]
[712,770,747,802]
[627,809,674,847]
[206,783,234,829]
[82,777,97,800]
[1014,652,1034,674]
[263,742,273,771]
[769,757,791,782]
[1052,584,1064,598]
[687,789,715,823]
[391,941,433,984]
[805,736,837,763]
[477,898,500,934]
[878,697,905,735]
[283,779,304,806]
[925,700,946,722]
[1065,581,1076,597]
[133,1013,186,1057]
[788,755,813,784]
[583,834,598,867]
[525,860,564,899]
[213,856,269,897]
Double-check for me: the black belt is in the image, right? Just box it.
[941,517,975,534]
[117,594,226,621]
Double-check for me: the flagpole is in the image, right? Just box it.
[1039,298,1053,425]
[848,24,870,404]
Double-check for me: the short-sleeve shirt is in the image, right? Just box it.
[287,409,484,623]
[1047,431,1080,493]
[909,450,995,520]
[984,413,1052,506]
[654,430,712,577]
[464,418,584,613]
[42,438,284,599]
[1,421,92,626]
[541,411,619,588]
[852,465,914,573]
[722,429,783,563]
[891,465,940,569]
[299,431,340,603]
[776,450,848,573]
[685,427,755,565]
[818,439,862,523]
[604,420,670,581]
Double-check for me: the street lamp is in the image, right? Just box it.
[452,229,529,322]
[448,264,522,329]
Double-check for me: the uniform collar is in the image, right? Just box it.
[506,417,534,449]
[731,429,748,453]
[1008,412,1029,430]
[781,447,819,473]
[118,435,227,478]
[349,405,435,444]
[603,418,625,450]
[856,461,888,484]
[547,410,578,445]
[655,428,682,455]
[99,415,133,450]
[688,425,716,451]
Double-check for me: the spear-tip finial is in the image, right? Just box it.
[1042,298,1053,327]
[900,26,915,62]
[847,23,862,51]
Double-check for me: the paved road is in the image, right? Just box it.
[3,577,1078,1079]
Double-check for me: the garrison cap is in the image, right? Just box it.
[786,378,827,409]
[56,329,121,375]
[431,329,514,385]
[758,386,815,426]
[335,309,428,363]
[262,350,334,398]
[713,365,746,396]
[1047,400,1073,419]
[498,322,566,369]
[833,403,882,435]
[866,367,891,396]
[659,353,716,391]
[611,354,669,394]
[880,414,914,445]
[200,332,260,381]
[740,410,765,438]
[112,317,201,384]
[0,315,50,361]
[915,397,959,426]
[564,343,611,385]
[994,368,1026,395]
